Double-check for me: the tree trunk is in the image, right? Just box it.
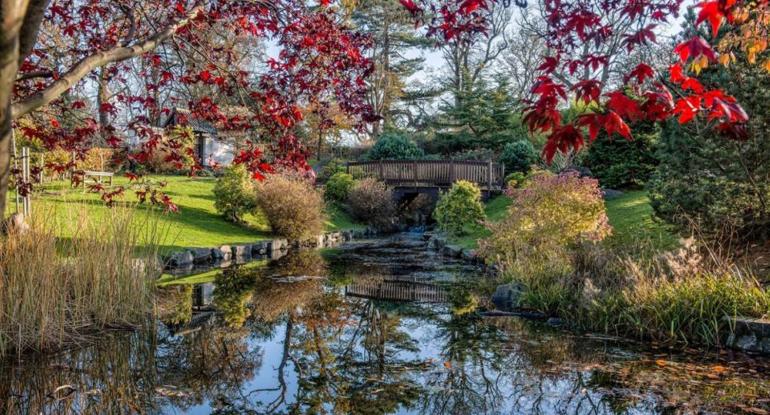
[0,1,26,218]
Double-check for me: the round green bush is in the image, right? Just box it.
[434,180,486,236]
[499,140,538,174]
[213,164,258,223]
[366,132,424,160]
[325,172,355,202]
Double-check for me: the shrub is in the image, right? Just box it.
[582,122,658,189]
[325,172,355,202]
[366,132,424,160]
[0,209,160,356]
[504,171,527,189]
[499,140,538,174]
[347,178,396,230]
[480,171,611,268]
[650,118,770,240]
[318,158,346,182]
[255,174,326,240]
[434,180,485,236]
[213,164,258,223]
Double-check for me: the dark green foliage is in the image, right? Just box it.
[213,164,257,223]
[582,122,659,189]
[499,140,538,174]
[649,119,770,239]
[434,180,485,236]
[318,158,346,182]
[366,132,424,160]
[325,172,355,202]
[648,17,770,239]
[427,77,527,155]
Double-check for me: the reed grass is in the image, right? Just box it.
[0,208,163,356]
[499,239,770,347]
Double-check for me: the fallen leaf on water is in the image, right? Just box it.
[711,365,728,374]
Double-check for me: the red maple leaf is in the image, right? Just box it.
[543,125,584,163]
[674,36,717,62]
[625,63,655,84]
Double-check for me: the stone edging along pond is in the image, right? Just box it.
[163,227,384,274]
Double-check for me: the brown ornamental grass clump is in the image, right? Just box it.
[255,173,326,241]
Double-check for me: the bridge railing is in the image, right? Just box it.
[346,159,505,190]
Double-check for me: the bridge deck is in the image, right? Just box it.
[347,160,505,190]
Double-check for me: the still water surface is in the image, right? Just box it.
[2,234,770,414]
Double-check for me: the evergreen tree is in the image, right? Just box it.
[649,12,770,240]
[351,0,430,139]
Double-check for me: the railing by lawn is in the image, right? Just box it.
[346,159,505,190]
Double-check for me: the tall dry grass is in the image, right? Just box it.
[0,209,162,356]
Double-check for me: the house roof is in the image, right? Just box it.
[163,108,218,135]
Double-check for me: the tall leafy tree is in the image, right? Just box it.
[351,0,430,139]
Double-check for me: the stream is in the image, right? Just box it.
[2,233,770,414]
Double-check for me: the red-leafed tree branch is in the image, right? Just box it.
[398,0,753,162]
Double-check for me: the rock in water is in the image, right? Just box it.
[491,283,525,311]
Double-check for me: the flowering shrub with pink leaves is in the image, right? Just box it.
[480,170,611,266]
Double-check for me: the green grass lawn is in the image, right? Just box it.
[449,195,512,250]
[604,190,679,252]
[8,175,362,252]
[448,190,678,253]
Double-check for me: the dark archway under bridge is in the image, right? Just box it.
[346,159,506,203]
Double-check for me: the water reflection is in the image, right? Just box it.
[2,236,770,414]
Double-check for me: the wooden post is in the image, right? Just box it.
[21,147,31,217]
[39,153,44,184]
[413,160,418,187]
[449,160,455,184]
[487,160,493,190]
[346,162,350,174]
[12,129,19,214]
[378,159,384,180]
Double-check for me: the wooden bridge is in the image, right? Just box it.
[346,160,506,191]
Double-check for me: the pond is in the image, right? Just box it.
[2,233,770,414]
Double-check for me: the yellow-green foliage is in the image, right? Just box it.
[255,174,326,240]
[434,180,485,236]
[324,172,355,202]
[213,164,258,223]
[480,170,611,266]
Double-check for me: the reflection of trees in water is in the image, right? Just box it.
[213,268,259,328]
[269,249,328,278]
[157,285,193,326]
[3,255,769,414]
[419,312,513,414]
[0,326,159,413]
[155,322,265,411]
[280,293,428,414]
